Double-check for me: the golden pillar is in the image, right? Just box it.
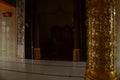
[85,0,118,80]
[34,0,41,60]
[73,49,80,61]
[73,0,80,61]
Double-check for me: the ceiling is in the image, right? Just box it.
[4,0,16,6]
[0,0,15,10]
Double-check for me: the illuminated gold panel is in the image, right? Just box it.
[73,48,80,61]
[85,0,118,80]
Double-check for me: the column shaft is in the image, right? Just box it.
[34,0,41,60]
[116,0,120,78]
[85,0,118,80]
[73,0,80,61]
[16,0,25,58]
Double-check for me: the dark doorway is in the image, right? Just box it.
[39,0,74,61]
[41,26,74,61]
[25,0,34,59]
[25,0,87,61]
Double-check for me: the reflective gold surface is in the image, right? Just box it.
[85,68,118,80]
[73,48,80,61]
[34,48,41,60]
[85,0,118,79]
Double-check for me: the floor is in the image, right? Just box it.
[0,57,120,80]
[0,57,86,80]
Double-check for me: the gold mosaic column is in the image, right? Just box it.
[85,0,118,80]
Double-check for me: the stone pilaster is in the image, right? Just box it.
[16,0,25,58]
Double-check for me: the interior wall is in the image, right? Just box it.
[0,9,17,58]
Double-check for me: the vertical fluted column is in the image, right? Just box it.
[85,0,118,80]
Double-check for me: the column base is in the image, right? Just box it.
[34,48,41,60]
[85,68,118,80]
[73,48,80,61]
